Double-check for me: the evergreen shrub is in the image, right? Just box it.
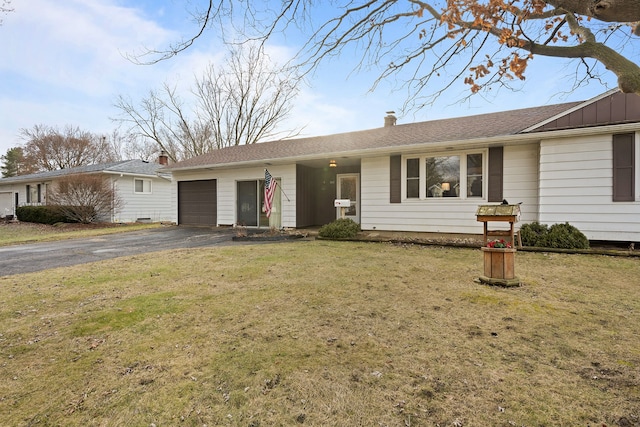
[519,221,589,249]
[318,218,361,239]
[16,206,68,225]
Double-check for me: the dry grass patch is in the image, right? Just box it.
[0,241,639,426]
[0,222,163,246]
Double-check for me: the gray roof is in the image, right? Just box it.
[167,101,582,171]
[0,160,165,184]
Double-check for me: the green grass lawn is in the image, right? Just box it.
[1,240,639,426]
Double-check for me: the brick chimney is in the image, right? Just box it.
[384,111,397,127]
[158,150,169,166]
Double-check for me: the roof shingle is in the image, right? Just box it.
[167,101,581,170]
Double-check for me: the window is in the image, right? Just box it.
[236,179,281,228]
[467,153,483,198]
[404,151,484,200]
[406,158,420,198]
[26,184,41,204]
[427,155,460,197]
[134,179,152,194]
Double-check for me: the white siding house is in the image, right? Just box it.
[0,160,173,223]
[166,90,640,243]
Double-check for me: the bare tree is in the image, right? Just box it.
[20,125,118,172]
[47,174,124,224]
[141,1,640,107]
[0,0,12,25]
[104,128,159,163]
[115,43,301,162]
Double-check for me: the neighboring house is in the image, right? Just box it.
[166,90,640,243]
[0,157,173,223]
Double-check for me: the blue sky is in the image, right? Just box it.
[0,0,624,157]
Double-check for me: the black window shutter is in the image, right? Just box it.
[488,147,504,203]
[613,133,635,202]
[390,155,401,203]
[26,185,31,203]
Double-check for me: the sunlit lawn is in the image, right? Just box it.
[1,240,639,426]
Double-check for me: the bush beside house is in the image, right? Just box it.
[520,222,590,249]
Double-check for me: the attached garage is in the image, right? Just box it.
[178,180,217,226]
[0,192,13,218]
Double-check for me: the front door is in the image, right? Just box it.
[336,173,359,223]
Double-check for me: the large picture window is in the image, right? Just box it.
[404,151,484,200]
[427,155,460,197]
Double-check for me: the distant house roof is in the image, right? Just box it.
[166,89,640,172]
[0,160,166,184]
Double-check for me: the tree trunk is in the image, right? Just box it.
[546,0,640,22]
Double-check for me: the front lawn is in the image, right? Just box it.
[0,222,163,246]
[1,241,638,426]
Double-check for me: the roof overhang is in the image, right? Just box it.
[167,121,640,173]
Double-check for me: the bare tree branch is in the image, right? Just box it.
[115,43,302,161]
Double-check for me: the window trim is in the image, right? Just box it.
[401,149,487,201]
[134,178,152,194]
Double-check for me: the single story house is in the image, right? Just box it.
[0,157,173,223]
[166,89,640,243]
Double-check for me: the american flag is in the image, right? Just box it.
[264,169,277,218]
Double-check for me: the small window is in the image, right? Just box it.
[427,156,460,197]
[467,153,483,197]
[406,158,420,198]
[134,179,152,194]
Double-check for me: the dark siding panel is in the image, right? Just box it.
[569,110,583,127]
[536,92,640,131]
[611,96,626,122]
[488,147,504,203]
[296,165,315,228]
[596,98,611,123]
[315,167,338,225]
[178,179,217,226]
[390,155,401,203]
[583,103,597,124]
[613,134,635,202]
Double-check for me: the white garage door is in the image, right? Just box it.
[0,192,13,217]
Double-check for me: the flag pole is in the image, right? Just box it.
[265,168,290,202]
[275,180,291,202]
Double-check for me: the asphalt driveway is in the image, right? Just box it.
[0,226,250,277]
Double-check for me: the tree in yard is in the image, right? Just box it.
[115,43,301,162]
[1,147,32,177]
[47,174,124,224]
[20,124,118,172]
[144,1,640,109]
[0,0,12,25]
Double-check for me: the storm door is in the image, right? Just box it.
[336,173,360,223]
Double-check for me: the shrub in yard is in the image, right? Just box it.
[16,206,67,224]
[47,174,123,223]
[541,222,590,250]
[519,221,589,249]
[318,218,361,239]
[519,222,549,247]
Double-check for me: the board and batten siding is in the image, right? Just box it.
[539,132,640,241]
[113,175,173,223]
[170,165,296,228]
